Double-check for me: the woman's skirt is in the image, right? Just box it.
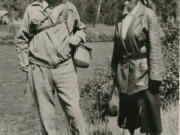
[118,90,162,134]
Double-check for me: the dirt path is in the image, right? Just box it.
[0,42,113,135]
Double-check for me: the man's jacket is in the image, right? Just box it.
[111,2,164,95]
[16,1,86,70]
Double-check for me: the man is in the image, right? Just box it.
[16,0,87,135]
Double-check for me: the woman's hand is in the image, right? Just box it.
[149,80,161,94]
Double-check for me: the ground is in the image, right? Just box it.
[0,25,178,135]
[0,42,113,135]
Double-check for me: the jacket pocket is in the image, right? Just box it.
[139,58,148,72]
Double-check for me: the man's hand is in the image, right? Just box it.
[21,65,29,73]
[69,36,81,46]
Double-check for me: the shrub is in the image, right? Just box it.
[82,20,179,124]
[86,103,179,135]
[82,60,113,123]
[83,26,179,119]
[160,21,179,104]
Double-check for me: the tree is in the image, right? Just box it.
[0,0,179,24]
[96,0,103,24]
[85,0,97,26]
[71,0,87,22]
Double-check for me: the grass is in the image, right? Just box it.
[0,25,13,38]
[0,24,115,43]
[86,103,179,135]
[86,24,114,42]
[0,42,113,135]
[0,103,178,135]
[161,102,179,135]
[0,43,178,135]
[86,24,114,35]
[0,25,178,134]
[0,25,16,45]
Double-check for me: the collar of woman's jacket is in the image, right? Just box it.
[123,1,140,16]
[122,1,145,18]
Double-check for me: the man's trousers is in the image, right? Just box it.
[29,61,86,135]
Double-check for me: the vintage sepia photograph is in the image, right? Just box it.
[0,0,179,135]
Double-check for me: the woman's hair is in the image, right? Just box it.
[140,0,156,11]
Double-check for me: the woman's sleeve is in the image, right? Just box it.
[15,7,31,72]
[111,25,119,77]
[147,10,164,81]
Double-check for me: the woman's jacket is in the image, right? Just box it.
[111,2,164,95]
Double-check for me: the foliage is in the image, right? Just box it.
[85,0,97,26]
[0,0,178,25]
[69,0,87,22]
[82,61,113,123]
[0,0,34,18]
[83,55,179,123]
[160,21,179,104]
[82,20,179,121]
[87,103,178,135]
[0,0,179,105]
[152,0,178,22]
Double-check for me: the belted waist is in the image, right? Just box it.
[127,53,147,60]
[120,53,147,64]
[30,58,73,69]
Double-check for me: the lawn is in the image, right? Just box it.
[0,42,178,135]
[0,42,114,135]
[0,22,178,135]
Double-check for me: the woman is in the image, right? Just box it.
[111,0,164,134]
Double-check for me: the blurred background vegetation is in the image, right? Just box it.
[0,0,179,24]
[0,0,179,105]
[0,0,179,134]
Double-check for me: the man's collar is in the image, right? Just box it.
[42,0,49,11]
[42,0,63,11]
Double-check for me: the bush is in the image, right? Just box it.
[82,60,113,123]
[83,21,179,119]
[85,21,179,104]
[83,58,178,124]
[160,21,179,104]
[86,103,179,135]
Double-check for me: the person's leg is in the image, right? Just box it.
[31,64,57,135]
[128,129,135,135]
[141,131,161,134]
[52,63,86,135]
[150,133,161,135]
[145,90,162,134]
[126,94,141,135]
